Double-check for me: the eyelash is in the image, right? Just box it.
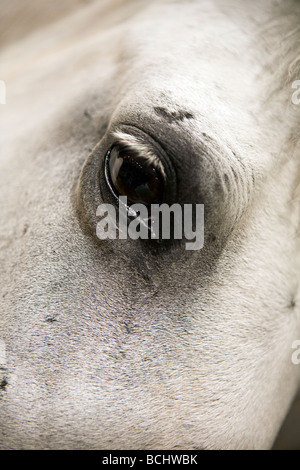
[103,143,166,208]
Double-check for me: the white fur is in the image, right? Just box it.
[0,0,300,450]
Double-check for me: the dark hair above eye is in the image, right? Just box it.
[104,144,165,207]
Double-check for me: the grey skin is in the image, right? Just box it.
[0,0,300,449]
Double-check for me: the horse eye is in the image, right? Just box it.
[104,145,165,206]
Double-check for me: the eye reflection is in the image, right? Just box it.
[105,145,165,206]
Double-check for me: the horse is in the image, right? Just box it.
[0,0,299,450]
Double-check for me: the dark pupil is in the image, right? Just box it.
[107,146,164,205]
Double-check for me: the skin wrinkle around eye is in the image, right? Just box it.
[75,114,255,256]
[113,121,255,228]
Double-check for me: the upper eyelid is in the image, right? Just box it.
[112,130,167,179]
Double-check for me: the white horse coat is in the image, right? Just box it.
[0,0,300,450]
